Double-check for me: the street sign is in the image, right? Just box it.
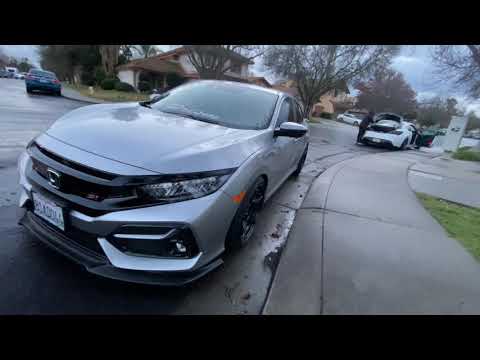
[442,116,469,152]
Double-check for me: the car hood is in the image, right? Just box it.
[45,103,266,174]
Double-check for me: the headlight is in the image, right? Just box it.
[17,150,30,178]
[139,170,234,203]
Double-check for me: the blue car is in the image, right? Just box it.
[26,69,61,96]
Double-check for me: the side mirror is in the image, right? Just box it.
[274,122,308,138]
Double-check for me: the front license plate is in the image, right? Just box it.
[372,138,381,143]
[33,192,65,231]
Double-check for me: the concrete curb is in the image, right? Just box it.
[61,87,106,104]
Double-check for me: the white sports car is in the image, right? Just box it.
[362,113,420,150]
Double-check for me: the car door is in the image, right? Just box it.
[405,124,414,146]
[409,125,419,145]
[344,112,355,124]
[268,97,298,192]
[291,99,309,164]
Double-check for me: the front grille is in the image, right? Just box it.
[31,211,106,258]
[31,157,135,201]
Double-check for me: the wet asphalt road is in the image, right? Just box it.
[0,78,383,314]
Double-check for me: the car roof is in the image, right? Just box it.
[30,69,56,76]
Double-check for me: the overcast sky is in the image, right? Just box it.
[1,44,478,115]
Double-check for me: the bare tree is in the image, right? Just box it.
[0,47,8,67]
[355,68,417,115]
[133,45,159,59]
[416,96,453,128]
[184,45,264,79]
[263,45,400,116]
[431,45,480,98]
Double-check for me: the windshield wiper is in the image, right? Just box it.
[159,105,220,125]
[139,100,152,108]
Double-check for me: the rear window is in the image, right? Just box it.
[30,70,56,79]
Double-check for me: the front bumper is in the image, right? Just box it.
[17,158,238,285]
[19,208,223,286]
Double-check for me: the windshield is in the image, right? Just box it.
[30,70,56,79]
[150,81,278,130]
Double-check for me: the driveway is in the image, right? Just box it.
[0,78,385,314]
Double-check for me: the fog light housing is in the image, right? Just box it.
[108,226,199,259]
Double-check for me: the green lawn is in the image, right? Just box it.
[65,84,149,102]
[417,193,480,260]
[452,147,480,162]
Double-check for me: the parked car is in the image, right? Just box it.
[416,128,447,147]
[25,69,61,96]
[17,80,309,285]
[14,72,25,80]
[5,66,18,78]
[337,110,366,126]
[362,113,420,150]
[0,69,9,78]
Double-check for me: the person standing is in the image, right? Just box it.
[357,110,375,144]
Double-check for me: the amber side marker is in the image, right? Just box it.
[232,191,246,204]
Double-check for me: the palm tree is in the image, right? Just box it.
[133,45,160,59]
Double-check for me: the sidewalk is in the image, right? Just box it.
[264,151,480,314]
[61,86,106,104]
[408,155,480,208]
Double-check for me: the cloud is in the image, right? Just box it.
[0,45,40,67]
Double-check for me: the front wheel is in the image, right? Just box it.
[225,177,267,251]
[353,121,359,127]
[399,138,408,150]
[292,145,308,178]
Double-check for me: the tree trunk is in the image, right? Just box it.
[100,45,120,78]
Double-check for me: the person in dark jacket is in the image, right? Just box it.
[357,110,375,144]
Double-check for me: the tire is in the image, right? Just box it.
[26,86,32,94]
[55,89,61,96]
[353,121,359,127]
[292,145,308,177]
[399,138,408,150]
[225,177,267,251]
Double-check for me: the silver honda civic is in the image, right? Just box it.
[17,80,309,285]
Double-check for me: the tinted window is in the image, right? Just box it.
[151,81,278,130]
[294,101,304,123]
[30,69,56,79]
[276,98,292,127]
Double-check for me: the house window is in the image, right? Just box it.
[230,61,241,74]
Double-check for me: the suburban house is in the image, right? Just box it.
[116,46,254,91]
[247,76,272,88]
[272,79,357,116]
